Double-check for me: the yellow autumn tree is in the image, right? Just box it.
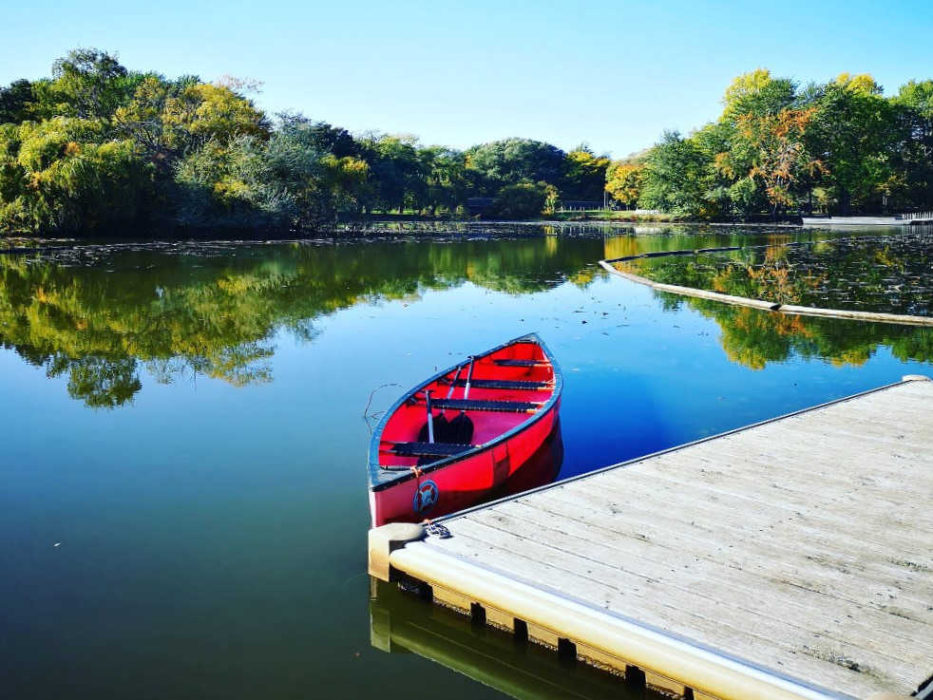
[162,83,268,153]
[604,161,644,207]
[736,108,825,214]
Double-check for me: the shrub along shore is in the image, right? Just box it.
[1,51,931,237]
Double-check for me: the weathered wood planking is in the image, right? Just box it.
[380,378,933,699]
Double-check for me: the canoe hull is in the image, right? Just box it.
[368,333,563,526]
[370,402,561,526]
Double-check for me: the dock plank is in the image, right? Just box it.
[518,489,933,619]
[496,499,930,651]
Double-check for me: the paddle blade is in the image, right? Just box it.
[418,414,449,443]
[447,413,475,445]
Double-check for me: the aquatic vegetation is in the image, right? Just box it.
[621,231,933,316]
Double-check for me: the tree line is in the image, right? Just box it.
[0,49,609,234]
[1,52,931,235]
[607,70,933,219]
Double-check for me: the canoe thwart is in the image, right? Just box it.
[440,378,551,391]
[493,359,549,367]
[429,398,543,413]
[388,442,476,458]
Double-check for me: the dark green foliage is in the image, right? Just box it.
[0,80,35,124]
[48,48,138,120]
[890,81,933,208]
[488,182,549,219]
[639,132,710,217]
[278,114,358,158]
[358,134,425,213]
[802,79,896,213]
[466,138,566,195]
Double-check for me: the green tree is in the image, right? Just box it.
[358,134,426,213]
[0,117,152,233]
[488,181,549,218]
[114,75,186,168]
[0,80,35,124]
[43,49,140,121]
[162,82,269,154]
[465,138,566,195]
[638,132,711,217]
[890,80,933,208]
[266,115,358,223]
[276,113,358,157]
[734,108,824,216]
[712,71,802,217]
[803,74,898,213]
[419,146,469,214]
[563,145,610,201]
[173,135,294,228]
[721,69,796,121]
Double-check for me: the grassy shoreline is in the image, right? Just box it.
[1,213,811,244]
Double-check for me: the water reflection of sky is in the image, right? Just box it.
[1,228,931,700]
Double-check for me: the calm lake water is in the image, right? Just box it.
[619,227,933,314]
[2,224,931,699]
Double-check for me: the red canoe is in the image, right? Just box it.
[368,333,563,526]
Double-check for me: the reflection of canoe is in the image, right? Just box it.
[368,334,562,526]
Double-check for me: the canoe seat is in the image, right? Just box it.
[441,378,550,391]
[390,442,475,457]
[431,398,542,413]
[493,359,547,367]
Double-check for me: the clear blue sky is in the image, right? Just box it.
[2,0,931,157]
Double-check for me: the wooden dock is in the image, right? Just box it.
[369,377,933,700]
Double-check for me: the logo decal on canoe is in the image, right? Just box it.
[413,480,439,514]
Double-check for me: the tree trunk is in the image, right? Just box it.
[839,188,851,215]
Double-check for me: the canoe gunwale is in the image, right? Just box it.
[367,332,563,493]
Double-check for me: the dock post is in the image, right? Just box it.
[368,523,425,581]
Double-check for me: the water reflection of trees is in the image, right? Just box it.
[624,233,933,315]
[659,294,933,370]
[0,237,604,407]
